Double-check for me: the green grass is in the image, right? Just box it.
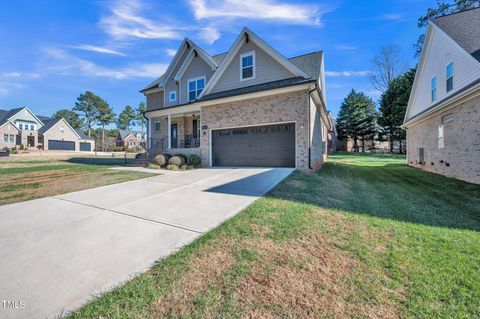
[69,152,480,318]
[0,159,155,205]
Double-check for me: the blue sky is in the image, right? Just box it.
[0,0,432,126]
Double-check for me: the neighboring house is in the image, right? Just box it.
[335,137,391,153]
[403,8,480,184]
[0,107,95,151]
[141,27,331,169]
[116,130,147,149]
[327,112,337,153]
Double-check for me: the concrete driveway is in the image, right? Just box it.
[0,167,293,318]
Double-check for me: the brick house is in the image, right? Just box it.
[403,8,480,184]
[116,130,147,149]
[141,27,331,169]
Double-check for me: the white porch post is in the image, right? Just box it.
[167,114,172,149]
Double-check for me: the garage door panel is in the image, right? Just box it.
[80,142,91,152]
[48,140,75,151]
[212,123,295,167]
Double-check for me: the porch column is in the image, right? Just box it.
[167,114,171,149]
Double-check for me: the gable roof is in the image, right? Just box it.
[174,45,218,81]
[0,107,46,127]
[432,7,480,62]
[199,27,310,98]
[288,51,323,80]
[38,118,61,134]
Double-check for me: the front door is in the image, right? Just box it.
[27,136,35,147]
[171,123,178,148]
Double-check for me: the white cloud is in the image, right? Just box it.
[381,13,404,21]
[188,0,323,25]
[0,82,26,97]
[43,47,167,79]
[199,26,220,44]
[166,49,177,57]
[325,71,370,77]
[100,0,183,39]
[0,72,40,78]
[70,44,126,56]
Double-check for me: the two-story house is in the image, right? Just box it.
[0,107,95,151]
[116,130,147,149]
[403,8,480,184]
[141,27,330,169]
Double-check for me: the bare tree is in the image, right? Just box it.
[370,45,408,93]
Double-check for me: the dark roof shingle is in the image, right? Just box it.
[432,8,480,62]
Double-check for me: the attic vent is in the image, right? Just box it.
[194,49,198,57]
[245,33,249,43]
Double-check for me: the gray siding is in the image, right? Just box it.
[9,109,43,129]
[179,56,214,104]
[210,41,295,94]
[164,49,190,108]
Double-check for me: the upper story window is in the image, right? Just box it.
[240,51,255,80]
[30,124,35,130]
[18,123,23,130]
[188,77,205,102]
[446,63,453,92]
[431,77,437,102]
[169,91,177,102]
[155,120,160,132]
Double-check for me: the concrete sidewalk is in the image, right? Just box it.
[0,167,293,318]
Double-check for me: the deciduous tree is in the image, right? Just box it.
[52,109,84,129]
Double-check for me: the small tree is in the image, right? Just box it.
[53,109,84,129]
[95,99,116,152]
[116,105,136,130]
[73,91,101,137]
[379,68,416,153]
[135,101,147,132]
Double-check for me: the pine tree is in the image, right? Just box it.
[95,98,116,152]
[116,105,136,130]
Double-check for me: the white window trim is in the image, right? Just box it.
[187,76,206,102]
[239,51,256,81]
[169,90,177,102]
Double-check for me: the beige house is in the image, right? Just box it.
[141,27,331,169]
[0,107,94,152]
[403,8,480,184]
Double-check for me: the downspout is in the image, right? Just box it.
[308,84,317,170]
[142,110,149,149]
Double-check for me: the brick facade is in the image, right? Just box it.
[0,123,19,149]
[200,90,313,170]
[406,94,480,184]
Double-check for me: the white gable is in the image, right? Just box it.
[406,24,480,121]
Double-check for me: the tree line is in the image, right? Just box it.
[52,91,146,151]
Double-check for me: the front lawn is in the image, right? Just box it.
[0,158,155,205]
[69,153,480,318]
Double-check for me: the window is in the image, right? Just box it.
[128,140,134,147]
[30,124,34,130]
[188,77,205,102]
[155,120,160,132]
[431,77,437,102]
[60,126,65,133]
[442,114,453,124]
[9,135,14,143]
[240,51,255,80]
[446,63,453,92]
[19,124,23,130]
[3,134,8,142]
[169,91,177,102]
[438,125,444,149]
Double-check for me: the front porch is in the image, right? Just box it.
[149,112,201,155]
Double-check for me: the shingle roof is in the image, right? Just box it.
[288,51,323,80]
[432,7,480,62]
[0,107,25,126]
[38,118,61,134]
[75,129,93,140]
[118,129,146,141]
[0,109,8,120]
[211,52,227,65]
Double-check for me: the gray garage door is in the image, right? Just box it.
[80,142,91,152]
[212,123,295,167]
[48,140,75,151]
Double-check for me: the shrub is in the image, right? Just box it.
[36,145,43,150]
[166,164,179,170]
[152,154,168,167]
[168,156,182,166]
[173,153,187,165]
[10,149,18,154]
[19,144,24,150]
[147,163,161,170]
[187,154,201,168]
